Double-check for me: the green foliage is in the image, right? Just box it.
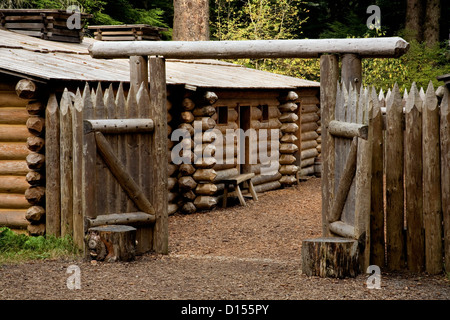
[0,227,81,264]
[363,40,450,92]
[211,0,318,79]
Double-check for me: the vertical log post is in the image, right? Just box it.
[125,85,140,213]
[370,88,385,268]
[72,89,84,249]
[136,83,154,253]
[440,86,450,273]
[405,83,424,272]
[149,56,169,254]
[115,83,129,213]
[422,82,442,274]
[94,83,107,216]
[82,84,97,228]
[320,54,339,236]
[60,89,74,237]
[354,88,372,272]
[385,83,405,270]
[45,94,61,237]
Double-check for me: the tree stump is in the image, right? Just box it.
[301,237,360,278]
[86,225,137,262]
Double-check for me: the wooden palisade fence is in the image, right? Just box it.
[379,82,449,274]
[319,79,449,275]
[45,62,168,256]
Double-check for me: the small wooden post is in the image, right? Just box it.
[320,54,339,236]
[45,94,61,237]
[149,56,169,254]
[130,56,149,91]
[385,83,405,270]
[341,54,362,94]
[422,82,442,274]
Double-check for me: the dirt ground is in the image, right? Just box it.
[0,177,449,300]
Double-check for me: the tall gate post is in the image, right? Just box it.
[320,54,339,236]
[149,56,169,254]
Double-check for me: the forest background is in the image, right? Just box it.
[2,0,448,91]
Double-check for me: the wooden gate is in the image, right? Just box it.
[45,58,168,255]
[322,80,376,270]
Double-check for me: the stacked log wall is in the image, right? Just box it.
[278,91,300,186]
[192,91,219,212]
[298,89,321,177]
[0,79,42,232]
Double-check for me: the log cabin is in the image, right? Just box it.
[0,26,320,235]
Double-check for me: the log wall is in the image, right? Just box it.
[0,79,40,232]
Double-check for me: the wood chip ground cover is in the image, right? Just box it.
[0,178,449,300]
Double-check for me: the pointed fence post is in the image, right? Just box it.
[45,94,61,237]
[440,86,450,273]
[405,83,424,272]
[422,81,442,274]
[72,89,85,249]
[136,82,154,254]
[370,87,385,268]
[82,84,97,225]
[385,83,405,270]
[115,83,129,213]
[60,89,74,237]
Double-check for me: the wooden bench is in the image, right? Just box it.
[221,172,258,208]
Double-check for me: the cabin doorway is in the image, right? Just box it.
[238,105,251,174]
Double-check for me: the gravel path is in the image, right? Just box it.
[0,177,449,300]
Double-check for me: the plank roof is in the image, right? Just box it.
[0,29,319,89]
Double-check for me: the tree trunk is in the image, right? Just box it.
[173,0,210,41]
[405,0,425,42]
[86,225,137,262]
[423,0,440,47]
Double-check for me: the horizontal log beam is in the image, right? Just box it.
[86,212,156,228]
[329,120,369,140]
[84,119,154,134]
[90,37,409,59]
